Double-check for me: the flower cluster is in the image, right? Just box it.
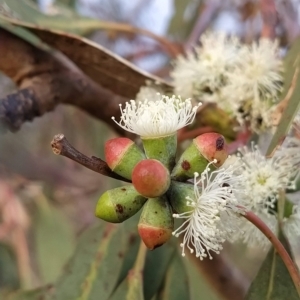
[171,31,283,132]
[95,94,244,258]
[172,160,243,259]
[230,142,300,249]
[112,94,200,138]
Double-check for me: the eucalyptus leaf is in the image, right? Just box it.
[0,20,171,99]
[52,224,126,299]
[143,241,175,300]
[246,235,299,300]
[0,0,107,35]
[33,197,75,284]
[266,37,300,156]
[158,250,190,300]
[2,285,54,300]
[0,243,19,290]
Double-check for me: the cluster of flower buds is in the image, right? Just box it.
[95,128,228,250]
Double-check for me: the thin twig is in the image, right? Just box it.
[185,1,221,52]
[243,210,300,295]
[51,134,130,183]
[259,0,277,39]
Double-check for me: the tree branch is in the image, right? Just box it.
[0,28,128,134]
[51,134,130,183]
[259,0,277,39]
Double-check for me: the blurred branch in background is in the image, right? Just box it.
[0,28,128,135]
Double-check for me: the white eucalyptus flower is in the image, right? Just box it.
[171,31,241,100]
[230,143,298,249]
[236,143,296,210]
[171,31,283,132]
[225,38,283,130]
[112,94,201,138]
[237,209,277,250]
[172,160,243,260]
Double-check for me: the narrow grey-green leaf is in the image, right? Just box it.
[0,0,109,35]
[0,243,19,290]
[109,279,129,300]
[0,18,49,49]
[51,213,140,300]
[266,37,300,156]
[3,285,54,300]
[159,251,190,300]
[143,241,176,300]
[0,19,172,99]
[33,197,75,284]
[246,235,299,300]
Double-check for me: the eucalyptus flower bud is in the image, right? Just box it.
[105,137,145,180]
[167,181,194,214]
[95,185,147,223]
[138,196,174,250]
[171,133,228,181]
[142,134,177,170]
[132,159,171,198]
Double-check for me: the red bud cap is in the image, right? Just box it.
[105,137,133,169]
[138,196,173,250]
[132,159,170,198]
[105,137,145,179]
[194,133,228,167]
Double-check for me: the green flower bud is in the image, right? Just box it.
[105,137,145,180]
[95,185,147,223]
[132,159,171,198]
[142,134,177,170]
[167,181,194,214]
[138,196,174,250]
[171,132,228,181]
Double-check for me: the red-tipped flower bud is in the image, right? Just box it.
[194,133,228,167]
[95,185,147,223]
[138,196,174,250]
[132,159,171,198]
[105,137,145,180]
[171,132,228,181]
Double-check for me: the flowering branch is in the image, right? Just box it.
[242,210,300,295]
[51,134,130,182]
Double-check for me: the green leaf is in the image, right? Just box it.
[108,279,129,300]
[246,235,299,300]
[266,37,300,156]
[158,250,190,300]
[0,243,19,290]
[143,241,175,300]
[1,214,141,300]
[0,19,49,49]
[110,240,176,300]
[2,285,54,300]
[0,0,108,35]
[0,20,172,99]
[52,214,140,300]
[33,196,75,284]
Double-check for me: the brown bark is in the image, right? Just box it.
[0,28,127,134]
